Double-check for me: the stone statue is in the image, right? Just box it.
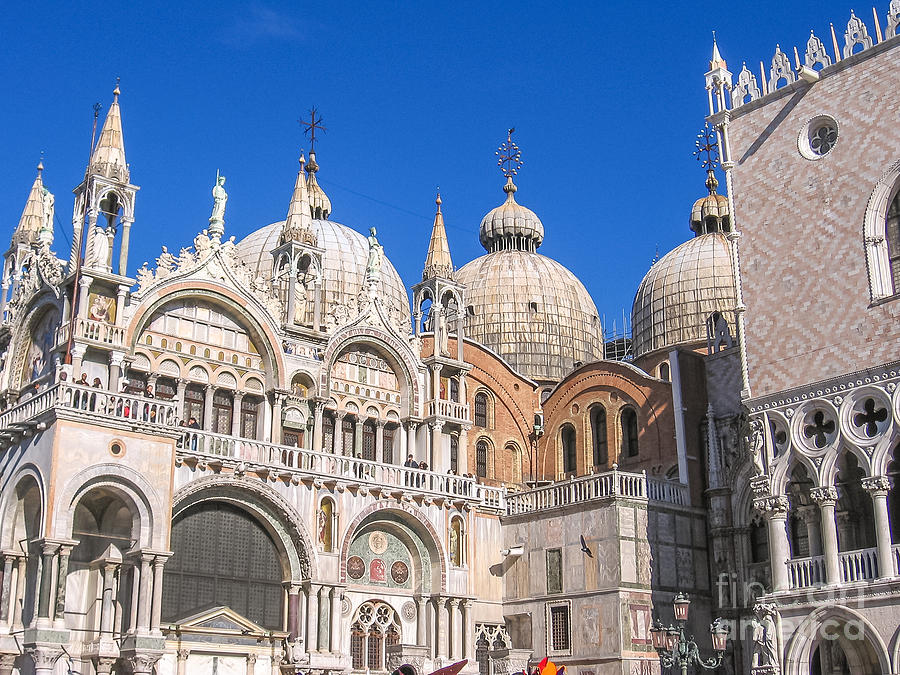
[366,227,383,283]
[751,603,780,672]
[293,282,309,324]
[84,224,110,270]
[210,172,227,224]
[748,417,766,476]
[437,310,450,356]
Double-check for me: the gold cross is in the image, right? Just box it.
[299,107,327,151]
[496,128,523,178]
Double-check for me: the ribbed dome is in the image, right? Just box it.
[234,219,411,329]
[456,251,603,383]
[479,178,544,252]
[631,232,736,358]
[690,170,731,235]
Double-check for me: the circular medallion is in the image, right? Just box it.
[391,560,410,585]
[342,597,352,616]
[401,601,417,621]
[369,532,389,555]
[347,555,365,580]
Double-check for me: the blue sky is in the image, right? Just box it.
[1,0,877,335]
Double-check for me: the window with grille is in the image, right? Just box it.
[474,393,488,428]
[367,626,383,669]
[162,502,284,630]
[349,601,401,671]
[383,425,395,464]
[342,417,355,454]
[888,190,900,293]
[561,425,577,474]
[183,386,205,426]
[450,436,459,474]
[476,441,488,478]
[549,604,571,653]
[156,379,176,400]
[241,398,259,439]
[323,413,334,453]
[351,624,366,669]
[621,407,639,457]
[362,421,376,461]
[212,391,233,434]
[591,406,607,467]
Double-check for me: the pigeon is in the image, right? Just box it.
[580,534,593,558]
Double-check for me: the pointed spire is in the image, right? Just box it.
[282,152,317,245]
[710,32,727,70]
[423,189,454,281]
[305,151,332,219]
[90,82,129,182]
[13,161,54,248]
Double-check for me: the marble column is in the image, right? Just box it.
[36,541,57,626]
[757,496,790,592]
[354,418,363,458]
[447,598,460,660]
[461,599,475,662]
[128,561,140,633]
[312,278,322,332]
[407,421,418,459]
[137,554,153,633]
[150,555,168,633]
[415,595,427,646]
[246,653,257,675]
[175,378,188,420]
[376,420,385,463]
[286,583,301,639]
[71,343,87,379]
[99,561,117,635]
[329,586,342,653]
[313,401,324,452]
[232,392,245,437]
[306,584,319,653]
[811,487,840,585]
[0,554,13,628]
[203,385,215,432]
[77,276,92,319]
[12,555,25,627]
[115,284,128,323]
[333,412,345,456]
[432,596,446,659]
[271,392,285,445]
[317,586,329,652]
[53,545,72,629]
[863,476,896,578]
[430,421,444,472]
[108,351,125,391]
[175,649,189,675]
[459,425,470,476]
[799,506,822,556]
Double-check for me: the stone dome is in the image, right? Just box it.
[479,177,544,252]
[456,251,604,383]
[234,219,411,328]
[631,232,736,358]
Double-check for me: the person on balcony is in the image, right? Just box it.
[92,378,102,388]
[77,373,88,386]
[187,416,200,451]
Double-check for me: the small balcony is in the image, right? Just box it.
[425,398,470,424]
[56,317,127,349]
[787,546,894,589]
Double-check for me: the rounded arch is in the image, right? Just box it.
[474,436,494,479]
[54,463,163,550]
[339,503,446,593]
[770,449,823,496]
[126,282,285,389]
[289,370,317,398]
[0,465,46,550]
[863,157,900,301]
[473,388,494,428]
[10,296,61,391]
[172,475,316,581]
[321,327,422,418]
[783,604,891,675]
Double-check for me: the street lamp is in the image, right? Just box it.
[649,594,728,674]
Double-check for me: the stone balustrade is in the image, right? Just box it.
[56,318,127,349]
[788,546,887,588]
[788,554,826,589]
[839,546,880,583]
[426,398,470,423]
[504,467,689,515]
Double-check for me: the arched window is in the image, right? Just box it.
[887,189,900,293]
[212,390,233,434]
[450,378,459,402]
[474,393,488,428]
[350,602,401,671]
[476,441,488,478]
[658,361,670,381]
[621,408,639,457]
[362,420,376,461]
[318,497,335,553]
[240,397,260,439]
[590,406,607,467]
[561,424,577,474]
[450,435,459,474]
[163,502,284,629]
[450,516,465,566]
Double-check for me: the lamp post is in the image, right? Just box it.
[649,593,729,674]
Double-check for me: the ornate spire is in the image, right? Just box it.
[305,151,331,219]
[710,33,727,70]
[423,190,454,281]
[90,82,129,182]
[282,152,317,245]
[13,161,54,248]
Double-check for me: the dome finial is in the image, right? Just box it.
[37,151,44,174]
[299,107,331,219]
[496,128,523,199]
[436,187,442,212]
[113,77,121,100]
[690,125,729,235]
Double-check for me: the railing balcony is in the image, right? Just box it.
[787,554,825,589]
[504,468,689,516]
[56,318,126,349]
[840,546,879,583]
[426,398,470,423]
[179,429,505,508]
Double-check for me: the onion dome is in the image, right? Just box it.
[457,131,603,383]
[690,170,731,235]
[631,169,736,358]
[479,176,544,252]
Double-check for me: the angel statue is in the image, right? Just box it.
[366,227,383,284]
[209,171,228,242]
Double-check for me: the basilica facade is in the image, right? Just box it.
[0,4,898,675]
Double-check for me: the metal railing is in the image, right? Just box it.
[179,429,505,507]
[504,468,689,515]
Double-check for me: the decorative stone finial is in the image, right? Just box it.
[208,170,227,243]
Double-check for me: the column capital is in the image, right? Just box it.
[25,646,64,669]
[283,581,303,594]
[245,653,257,665]
[176,649,190,662]
[128,652,163,674]
[376,418,386,428]
[753,495,788,517]
[109,350,126,367]
[460,598,473,610]
[430,420,444,431]
[334,410,346,421]
[447,598,461,609]
[810,486,839,505]
[861,475,891,495]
